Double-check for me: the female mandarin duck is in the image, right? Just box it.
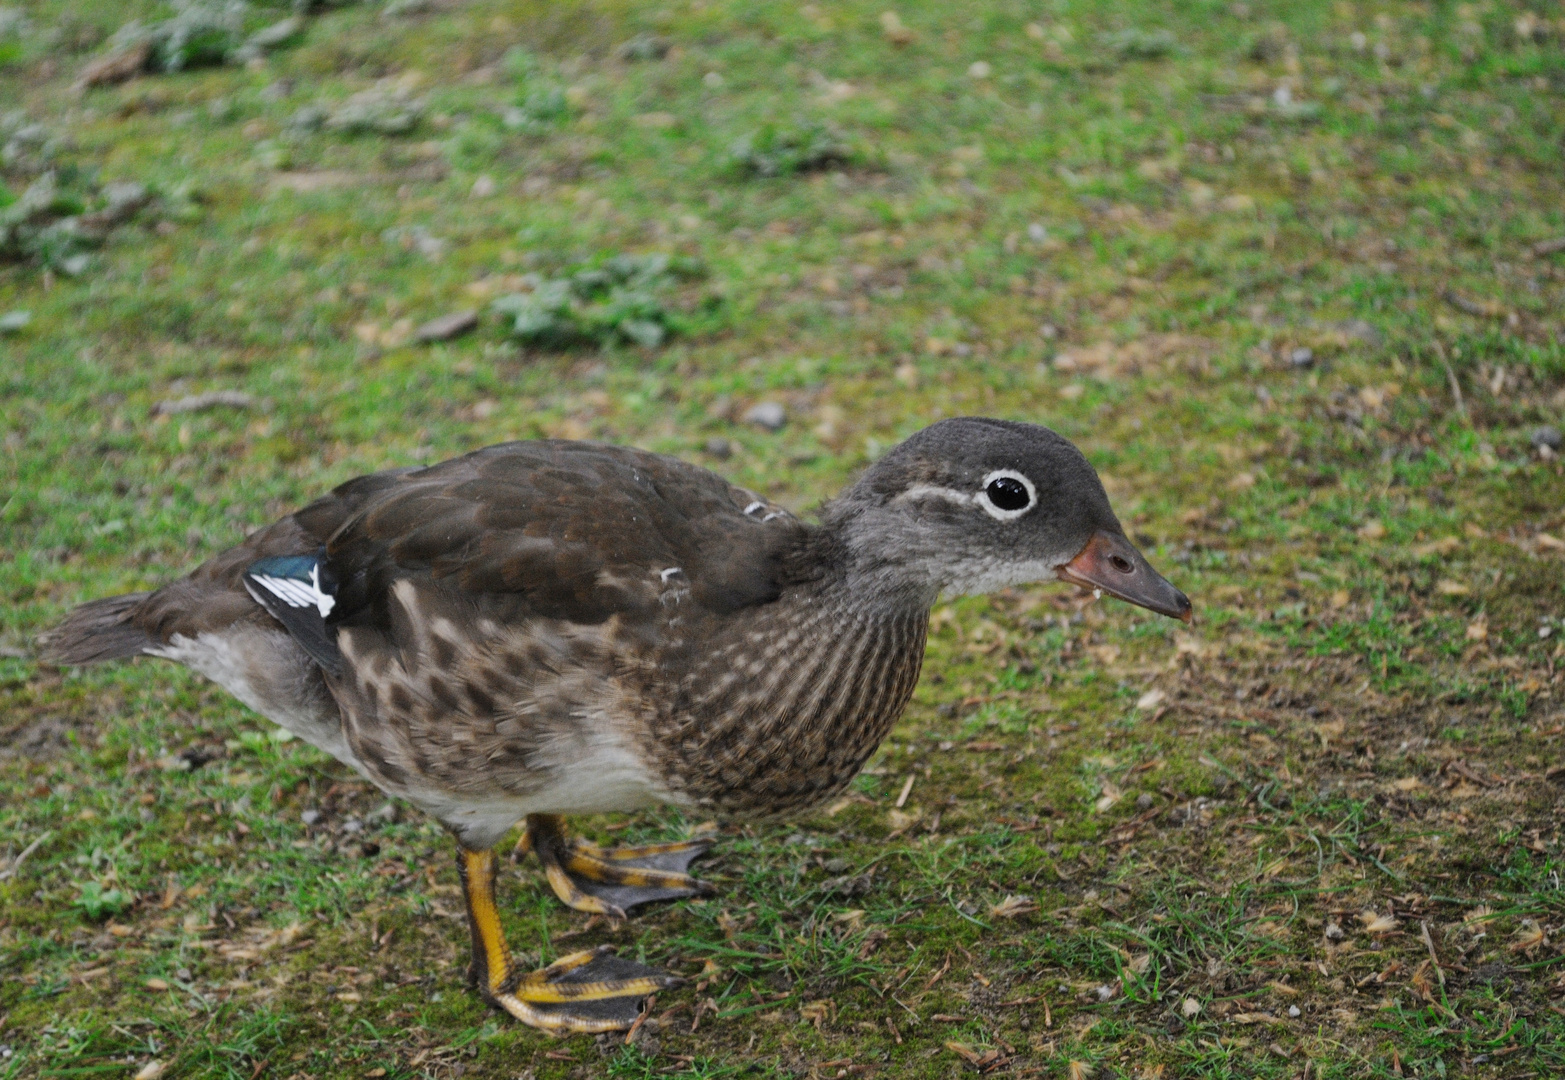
[46,417,1190,1033]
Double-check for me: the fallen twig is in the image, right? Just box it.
[0,830,52,880]
[151,391,256,416]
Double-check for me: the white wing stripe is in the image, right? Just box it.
[252,571,336,618]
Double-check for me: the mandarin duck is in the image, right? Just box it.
[45,417,1190,1032]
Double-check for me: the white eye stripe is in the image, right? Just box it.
[975,469,1037,521]
[895,484,973,506]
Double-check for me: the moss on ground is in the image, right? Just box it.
[3,0,1565,1077]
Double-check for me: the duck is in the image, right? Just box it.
[44,416,1190,1033]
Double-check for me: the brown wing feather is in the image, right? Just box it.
[322,440,810,633]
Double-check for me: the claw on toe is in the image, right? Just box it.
[526,814,714,916]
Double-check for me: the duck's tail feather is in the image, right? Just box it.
[39,593,155,664]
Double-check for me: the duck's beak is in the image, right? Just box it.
[1057,530,1193,622]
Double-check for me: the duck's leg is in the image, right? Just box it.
[457,845,678,1031]
[521,814,715,919]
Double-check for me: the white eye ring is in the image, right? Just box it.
[975,469,1036,521]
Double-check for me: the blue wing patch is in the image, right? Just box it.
[242,553,343,676]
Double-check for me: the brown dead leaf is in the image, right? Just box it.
[1358,519,1387,540]
[1436,580,1471,596]
[1465,617,1488,642]
[880,10,914,44]
[832,909,866,931]
[1315,718,1347,747]
[800,999,834,1030]
[1509,921,1546,954]
[1410,962,1433,998]
[75,41,152,90]
[1052,335,1213,380]
[991,894,1040,919]
[1414,536,1462,557]
[1443,290,1506,318]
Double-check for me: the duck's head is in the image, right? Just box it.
[829,417,1192,620]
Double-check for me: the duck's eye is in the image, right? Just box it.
[985,476,1032,512]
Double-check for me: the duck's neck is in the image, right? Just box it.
[644,563,930,818]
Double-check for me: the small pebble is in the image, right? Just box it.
[414,310,478,343]
[1529,425,1561,451]
[300,809,322,826]
[470,174,496,198]
[1135,792,1154,810]
[617,34,671,61]
[1288,346,1314,368]
[367,801,399,824]
[704,436,732,459]
[744,401,787,431]
[1288,1005,1301,1018]
[0,310,31,334]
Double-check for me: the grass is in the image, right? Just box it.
[3,0,1565,1076]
